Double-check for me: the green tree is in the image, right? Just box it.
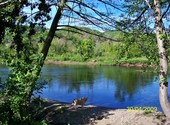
[116,31,158,63]
[0,0,52,124]
[117,0,170,118]
[77,38,95,61]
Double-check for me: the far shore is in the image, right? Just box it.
[0,59,157,68]
[45,60,156,68]
[33,99,168,125]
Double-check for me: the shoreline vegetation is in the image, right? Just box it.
[40,27,162,68]
[45,60,155,68]
[0,28,161,68]
[34,99,168,125]
[0,58,155,68]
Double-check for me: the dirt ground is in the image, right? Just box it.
[33,99,170,125]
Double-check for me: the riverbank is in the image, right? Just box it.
[45,60,155,68]
[34,99,168,125]
[0,57,156,67]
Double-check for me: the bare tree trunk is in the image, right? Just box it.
[41,0,66,65]
[29,0,67,102]
[154,0,170,118]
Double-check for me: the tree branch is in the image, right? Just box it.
[58,25,120,42]
[56,28,83,35]
[144,0,153,10]
[161,1,170,20]
[65,4,107,30]
[67,0,121,25]
[0,0,12,6]
[97,0,125,12]
[131,7,148,25]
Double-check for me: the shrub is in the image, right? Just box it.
[77,38,95,61]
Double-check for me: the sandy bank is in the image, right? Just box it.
[33,99,169,125]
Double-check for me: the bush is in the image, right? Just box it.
[0,28,45,124]
[77,38,95,61]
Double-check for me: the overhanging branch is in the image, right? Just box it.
[0,0,12,6]
[57,25,120,42]
[97,0,125,12]
[161,1,170,20]
[131,7,148,25]
[56,28,83,35]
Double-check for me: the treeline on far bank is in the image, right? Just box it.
[1,26,169,65]
[38,26,170,65]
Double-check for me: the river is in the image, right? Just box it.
[1,64,170,111]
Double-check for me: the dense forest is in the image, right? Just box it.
[1,26,168,65]
[40,26,162,65]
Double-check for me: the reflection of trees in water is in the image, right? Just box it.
[44,65,98,93]
[102,67,156,102]
[41,65,156,102]
[58,66,97,93]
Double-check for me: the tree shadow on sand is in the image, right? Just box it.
[33,99,116,125]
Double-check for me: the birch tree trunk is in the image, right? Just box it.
[154,0,170,118]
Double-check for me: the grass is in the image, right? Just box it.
[117,57,149,64]
[45,53,151,66]
[47,53,84,62]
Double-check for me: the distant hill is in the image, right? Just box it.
[103,30,124,40]
[55,26,122,42]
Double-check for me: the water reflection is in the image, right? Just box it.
[57,66,97,93]
[40,65,161,110]
[43,65,156,101]
[0,64,162,110]
[101,67,155,101]
[42,65,97,93]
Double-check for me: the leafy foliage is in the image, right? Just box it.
[77,38,95,61]
[0,27,45,124]
[45,26,163,64]
[0,0,52,124]
[115,31,158,64]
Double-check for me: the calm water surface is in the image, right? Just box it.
[40,65,170,111]
[1,64,170,111]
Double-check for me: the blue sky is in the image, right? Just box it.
[44,1,125,31]
[24,0,170,32]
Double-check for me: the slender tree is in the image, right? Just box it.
[142,0,170,118]
[118,0,170,118]
[41,0,67,63]
[153,0,170,118]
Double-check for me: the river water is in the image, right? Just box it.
[1,64,170,111]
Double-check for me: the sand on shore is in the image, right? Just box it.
[33,99,169,125]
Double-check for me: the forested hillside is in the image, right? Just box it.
[43,26,161,65]
[1,26,167,65]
